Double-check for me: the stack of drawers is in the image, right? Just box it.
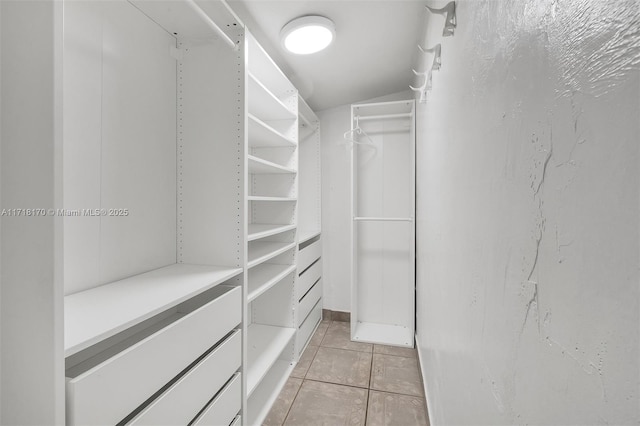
[65,285,242,426]
[296,236,323,353]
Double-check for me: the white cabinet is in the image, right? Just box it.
[245,32,299,426]
[296,96,323,354]
[349,100,416,348]
[11,1,322,424]
[62,1,245,424]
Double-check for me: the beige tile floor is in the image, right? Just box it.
[263,320,430,426]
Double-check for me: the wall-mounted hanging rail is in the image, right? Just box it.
[419,43,442,71]
[184,0,238,49]
[356,113,413,121]
[353,217,414,222]
[426,1,457,36]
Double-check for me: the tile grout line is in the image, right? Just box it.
[281,327,324,426]
[363,346,375,426]
[280,378,305,426]
[303,377,370,391]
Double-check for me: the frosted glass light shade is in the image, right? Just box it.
[281,16,335,55]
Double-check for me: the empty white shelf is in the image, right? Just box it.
[299,125,317,142]
[249,114,296,148]
[248,242,296,269]
[248,73,297,121]
[247,33,295,99]
[248,196,297,202]
[248,224,296,242]
[64,264,243,356]
[247,359,294,426]
[247,324,296,396]
[352,322,414,348]
[248,264,296,302]
[298,95,318,125]
[298,229,321,245]
[248,155,296,174]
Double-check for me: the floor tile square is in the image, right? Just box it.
[263,377,302,426]
[373,344,417,359]
[370,354,424,397]
[306,347,372,388]
[291,345,319,379]
[308,321,330,347]
[321,321,373,353]
[366,390,429,426]
[284,380,368,426]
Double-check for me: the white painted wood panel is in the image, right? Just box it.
[298,280,322,327]
[297,259,321,300]
[298,238,321,272]
[246,324,295,396]
[129,331,241,425]
[248,264,296,302]
[297,300,321,352]
[100,0,177,289]
[191,373,242,426]
[64,0,177,294]
[248,242,296,269]
[65,286,240,425]
[247,360,295,426]
[178,40,245,267]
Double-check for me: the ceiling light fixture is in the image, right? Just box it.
[280,16,335,55]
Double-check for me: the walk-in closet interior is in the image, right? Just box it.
[1,0,638,425]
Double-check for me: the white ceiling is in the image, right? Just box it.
[228,0,427,111]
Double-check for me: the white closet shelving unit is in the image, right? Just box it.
[245,32,299,425]
[296,96,324,355]
[350,100,416,348]
[62,1,245,425]
[37,0,318,424]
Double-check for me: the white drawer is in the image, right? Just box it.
[297,279,322,327]
[298,238,321,272]
[66,285,241,426]
[130,331,241,425]
[192,373,241,426]
[297,299,321,352]
[230,415,242,426]
[297,259,321,301]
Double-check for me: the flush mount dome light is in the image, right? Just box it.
[281,16,335,55]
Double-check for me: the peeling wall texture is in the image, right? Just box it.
[415,0,639,424]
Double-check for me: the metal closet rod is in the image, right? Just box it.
[354,216,414,222]
[356,113,413,121]
[184,0,238,50]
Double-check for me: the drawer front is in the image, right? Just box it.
[130,331,241,425]
[230,415,241,426]
[191,373,241,426]
[298,238,321,272]
[67,286,241,426]
[297,279,322,327]
[297,299,321,352]
[297,259,321,301]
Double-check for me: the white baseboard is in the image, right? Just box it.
[415,333,435,426]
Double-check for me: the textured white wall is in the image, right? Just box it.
[318,91,412,312]
[415,0,639,424]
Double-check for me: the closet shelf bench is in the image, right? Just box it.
[64,264,243,356]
